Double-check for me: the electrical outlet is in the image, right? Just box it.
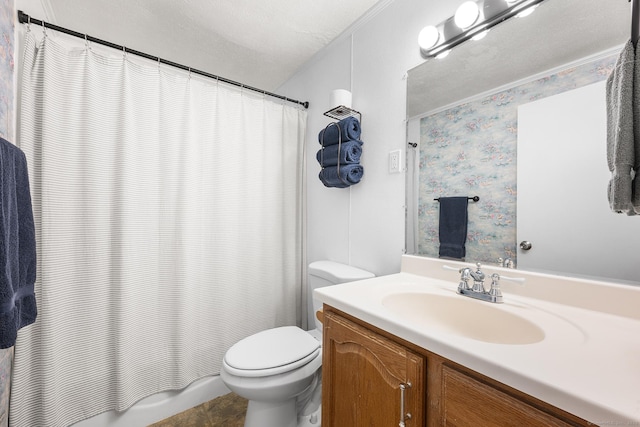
[389,149,402,173]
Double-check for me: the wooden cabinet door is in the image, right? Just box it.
[322,310,425,427]
[440,365,577,427]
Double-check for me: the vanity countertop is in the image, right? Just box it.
[314,255,640,425]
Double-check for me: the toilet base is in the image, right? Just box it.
[298,404,321,426]
[243,400,322,427]
[244,398,297,427]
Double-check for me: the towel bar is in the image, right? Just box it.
[434,196,479,202]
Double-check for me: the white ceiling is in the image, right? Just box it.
[16,0,387,91]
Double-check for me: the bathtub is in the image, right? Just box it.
[72,375,230,427]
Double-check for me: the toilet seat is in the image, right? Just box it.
[223,326,321,378]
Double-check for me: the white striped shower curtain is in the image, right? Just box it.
[11,30,306,427]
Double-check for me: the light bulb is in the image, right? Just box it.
[454,1,480,29]
[418,26,441,50]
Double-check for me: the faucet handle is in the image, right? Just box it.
[442,265,472,292]
[458,267,471,292]
[473,263,484,278]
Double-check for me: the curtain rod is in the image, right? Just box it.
[17,10,310,109]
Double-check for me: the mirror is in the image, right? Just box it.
[406,0,639,284]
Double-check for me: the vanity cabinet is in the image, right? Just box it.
[322,309,425,426]
[322,306,591,427]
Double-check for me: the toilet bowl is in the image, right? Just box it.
[221,327,322,427]
[220,261,374,427]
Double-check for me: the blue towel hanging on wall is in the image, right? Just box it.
[0,137,37,349]
[316,117,365,188]
[437,197,469,260]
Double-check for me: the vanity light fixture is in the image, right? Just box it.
[418,0,547,59]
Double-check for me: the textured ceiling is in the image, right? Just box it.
[18,0,386,91]
[407,0,631,117]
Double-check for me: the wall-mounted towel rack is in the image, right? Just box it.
[434,196,479,202]
[324,106,362,124]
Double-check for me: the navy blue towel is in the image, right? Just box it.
[438,197,469,260]
[318,117,361,146]
[319,164,364,188]
[0,138,37,349]
[316,140,363,167]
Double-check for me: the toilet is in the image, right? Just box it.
[220,260,375,427]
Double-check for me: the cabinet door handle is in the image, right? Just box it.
[399,382,412,427]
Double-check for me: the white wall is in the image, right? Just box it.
[278,0,453,276]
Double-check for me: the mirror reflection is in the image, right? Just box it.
[406,0,640,284]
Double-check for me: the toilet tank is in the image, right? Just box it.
[308,260,375,331]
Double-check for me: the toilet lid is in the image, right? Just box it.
[224,326,320,375]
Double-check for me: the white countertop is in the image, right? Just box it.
[314,255,640,425]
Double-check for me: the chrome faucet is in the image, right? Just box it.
[444,263,525,304]
[469,262,485,293]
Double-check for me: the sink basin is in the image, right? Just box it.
[382,292,545,345]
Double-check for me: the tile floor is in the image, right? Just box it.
[149,392,247,427]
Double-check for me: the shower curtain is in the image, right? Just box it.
[10,30,306,427]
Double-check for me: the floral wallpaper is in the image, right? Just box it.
[0,0,13,425]
[418,54,616,265]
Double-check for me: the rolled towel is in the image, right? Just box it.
[318,117,361,146]
[316,140,363,167]
[319,164,364,188]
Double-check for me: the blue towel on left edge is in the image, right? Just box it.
[438,197,469,260]
[0,137,37,349]
[319,164,364,188]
